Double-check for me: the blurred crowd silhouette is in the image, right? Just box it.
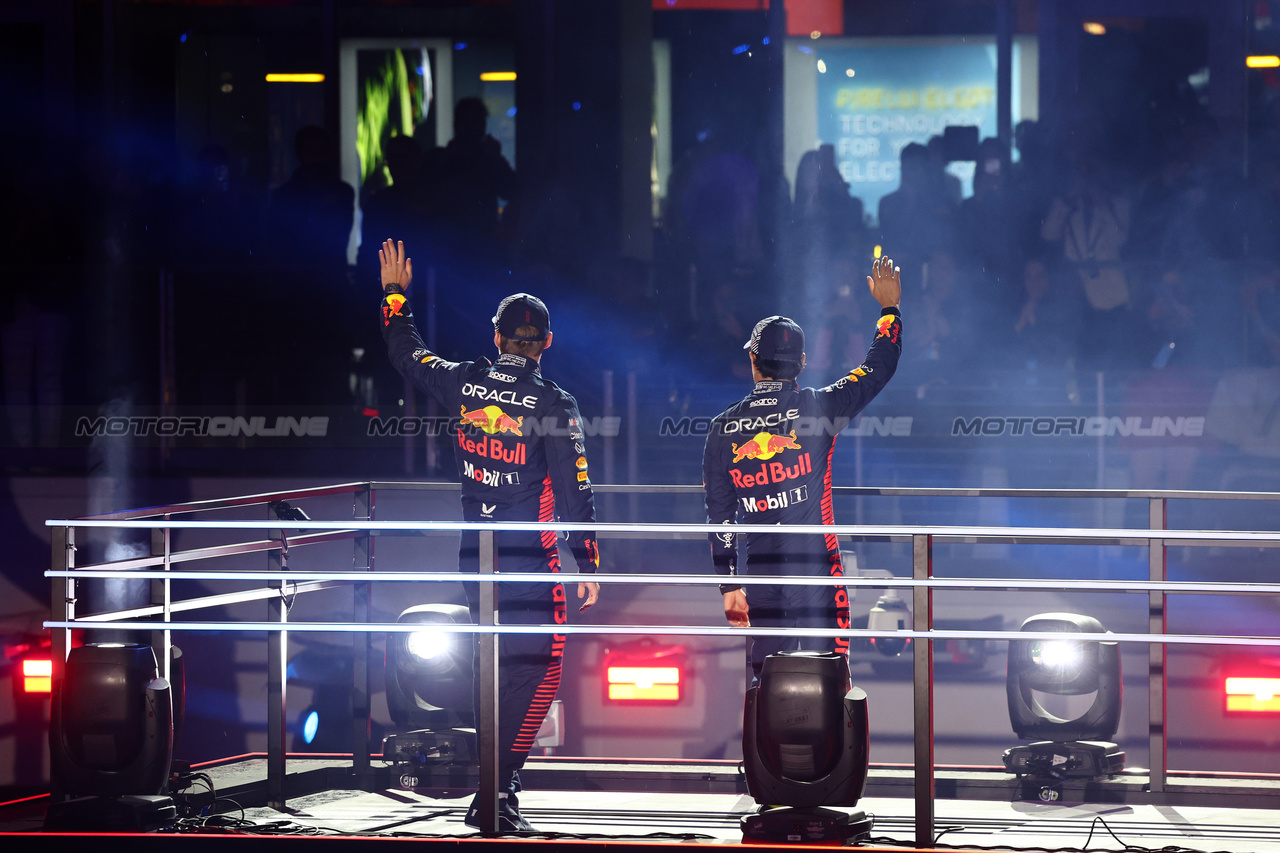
[661,109,1280,388]
[4,87,1280,453]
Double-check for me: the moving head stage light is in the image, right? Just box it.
[741,651,873,845]
[1003,613,1125,788]
[383,604,477,790]
[45,643,175,831]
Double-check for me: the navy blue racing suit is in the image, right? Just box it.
[381,291,599,793]
[702,308,901,677]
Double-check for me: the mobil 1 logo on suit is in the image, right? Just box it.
[741,485,809,513]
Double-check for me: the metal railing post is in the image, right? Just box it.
[352,486,373,786]
[1149,497,1167,793]
[150,521,172,682]
[477,529,499,836]
[266,520,288,810]
[912,533,934,848]
[51,525,73,668]
[49,525,73,801]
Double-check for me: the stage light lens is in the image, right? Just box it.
[1031,640,1080,670]
[406,629,451,661]
[303,710,320,744]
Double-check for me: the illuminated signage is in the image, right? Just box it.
[814,41,998,212]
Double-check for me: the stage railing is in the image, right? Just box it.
[45,483,1280,844]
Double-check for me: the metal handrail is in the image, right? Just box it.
[45,482,1280,844]
[81,480,1280,517]
[41,517,1280,541]
[44,569,1280,597]
[38,621,1280,648]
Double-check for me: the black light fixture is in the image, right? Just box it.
[741,651,873,845]
[45,643,176,831]
[383,604,477,789]
[1003,613,1125,788]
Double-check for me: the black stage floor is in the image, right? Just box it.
[5,755,1280,852]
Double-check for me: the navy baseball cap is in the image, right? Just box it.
[745,316,805,361]
[493,293,550,341]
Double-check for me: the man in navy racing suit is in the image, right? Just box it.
[702,256,902,681]
[378,239,600,831]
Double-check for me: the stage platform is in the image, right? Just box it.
[5,755,1280,852]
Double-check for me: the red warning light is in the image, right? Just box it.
[603,640,687,703]
[1225,677,1280,713]
[22,659,52,694]
[606,666,681,702]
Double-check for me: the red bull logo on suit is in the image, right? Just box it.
[460,404,525,436]
[382,293,407,326]
[876,313,900,343]
[731,429,802,463]
[729,453,812,488]
[456,427,526,465]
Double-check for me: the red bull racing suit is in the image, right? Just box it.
[702,307,902,677]
[381,291,599,796]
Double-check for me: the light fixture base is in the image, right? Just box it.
[384,728,478,794]
[1003,740,1126,780]
[741,806,873,845]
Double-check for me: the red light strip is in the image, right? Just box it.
[0,793,50,808]
[1225,677,1280,712]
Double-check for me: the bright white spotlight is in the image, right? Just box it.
[406,628,452,661]
[1031,640,1080,671]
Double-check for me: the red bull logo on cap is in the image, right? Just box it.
[460,404,524,436]
[731,429,801,463]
